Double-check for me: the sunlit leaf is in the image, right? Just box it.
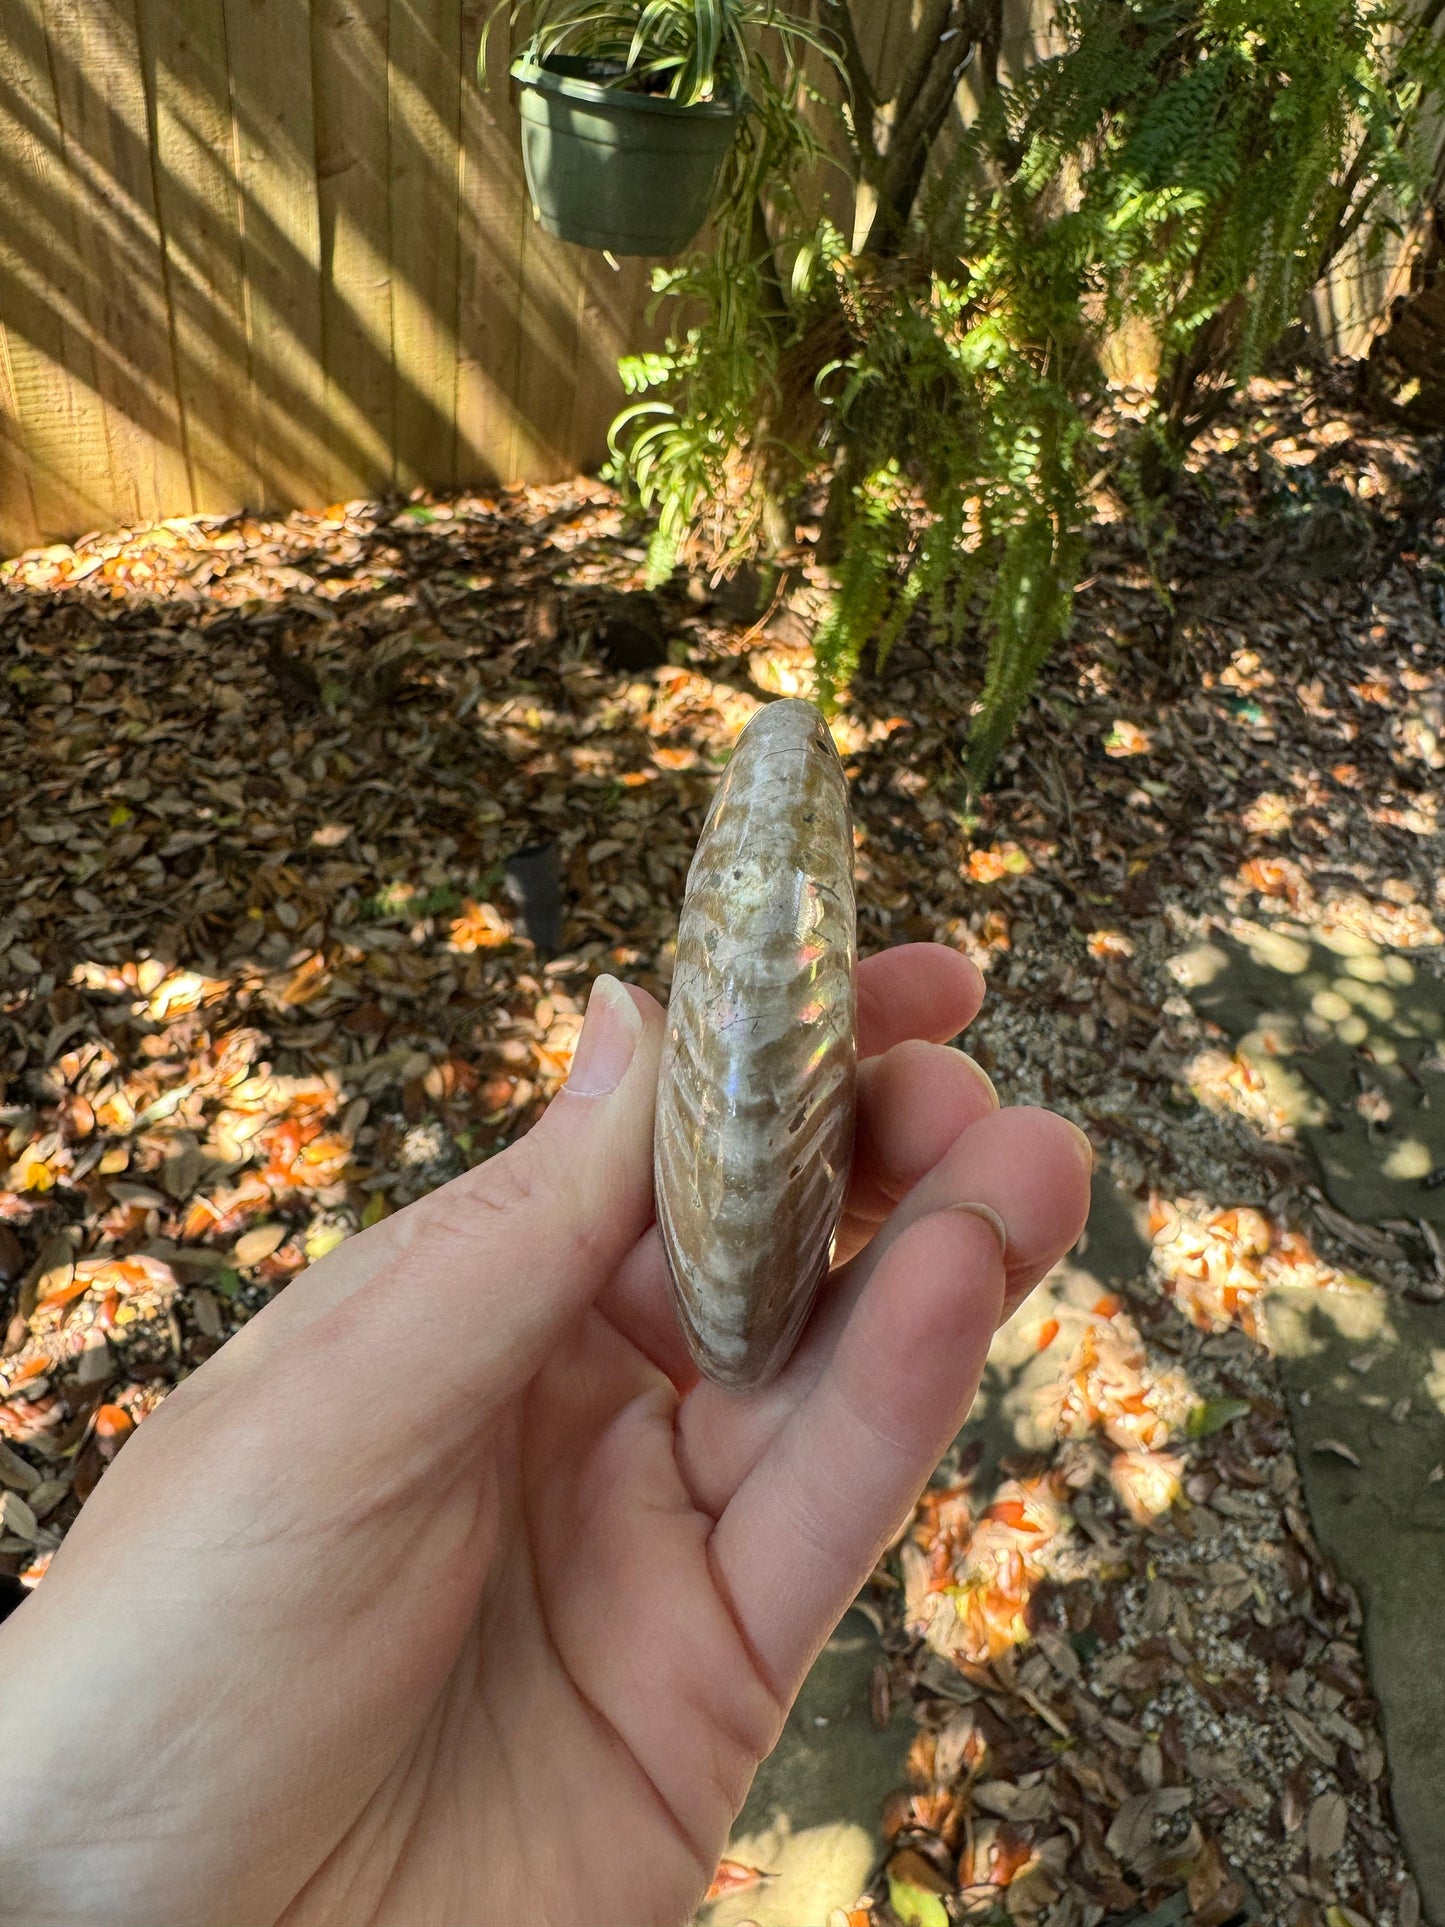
[304,1222,349,1263]
[1103,720,1151,757]
[887,1874,949,1927]
[234,1223,287,1268]
[1186,1396,1252,1438]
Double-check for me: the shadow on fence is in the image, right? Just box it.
[0,0,657,554]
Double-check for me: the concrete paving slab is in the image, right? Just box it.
[1171,921,1445,1226]
[695,1607,909,1927]
[1265,1284,1445,1923]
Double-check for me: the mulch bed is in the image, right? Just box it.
[1,365,1441,1927]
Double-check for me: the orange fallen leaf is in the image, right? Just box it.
[448,900,511,952]
[19,1550,53,1588]
[959,1819,1036,1889]
[8,1145,59,1194]
[984,1500,1043,1532]
[35,1272,90,1313]
[5,1355,50,1387]
[1103,719,1150,756]
[1086,928,1133,959]
[1238,855,1305,900]
[704,1858,771,1902]
[967,843,1032,884]
[280,953,329,1005]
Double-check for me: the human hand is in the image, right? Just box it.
[0,944,1092,1927]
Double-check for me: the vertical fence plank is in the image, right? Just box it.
[566,258,657,480]
[510,224,586,481]
[134,0,263,515]
[41,0,193,528]
[221,0,328,510]
[455,1,528,485]
[312,0,395,503]
[390,0,464,494]
[0,306,43,554]
[0,0,115,549]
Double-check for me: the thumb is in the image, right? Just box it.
[153,976,666,1440]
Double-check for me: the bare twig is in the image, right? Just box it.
[866,19,977,252]
[889,0,958,138]
[823,0,879,168]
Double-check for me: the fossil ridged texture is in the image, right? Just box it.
[654,697,857,1391]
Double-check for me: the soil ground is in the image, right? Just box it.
[0,367,1441,1927]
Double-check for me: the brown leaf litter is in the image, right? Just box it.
[1,369,1441,1927]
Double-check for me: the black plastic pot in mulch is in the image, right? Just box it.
[510,54,739,255]
[503,841,565,955]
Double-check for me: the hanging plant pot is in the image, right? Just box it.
[510,55,740,256]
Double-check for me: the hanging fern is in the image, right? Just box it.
[608,0,1445,785]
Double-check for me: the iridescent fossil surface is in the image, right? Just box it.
[654,697,857,1390]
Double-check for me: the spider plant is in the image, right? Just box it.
[481,0,841,109]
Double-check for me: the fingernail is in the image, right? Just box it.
[949,1201,1008,1260]
[965,1055,1000,1109]
[566,975,642,1097]
[1063,1118,1095,1172]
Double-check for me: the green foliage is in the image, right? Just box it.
[887,1873,951,1927]
[481,0,838,110]
[606,0,1445,785]
[1187,1396,1254,1438]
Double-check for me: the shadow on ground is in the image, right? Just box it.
[1266,1286,1445,1918]
[1172,917,1445,1236]
[696,1163,1445,1927]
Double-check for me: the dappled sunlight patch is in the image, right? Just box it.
[5,1139,64,1194]
[1315,891,1442,949]
[1102,719,1151,757]
[1042,1297,1194,1454]
[902,1473,1070,1668]
[0,951,370,1456]
[965,843,1033,884]
[1149,1199,1354,1338]
[1236,854,1310,906]
[532,1003,585,1086]
[1240,790,1296,836]
[1085,929,1134,960]
[942,911,1012,973]
[1227,869,1444,949]
[1108,1448,1185,1524]
[1181,1044,1321,1142]
[446,901,513,952]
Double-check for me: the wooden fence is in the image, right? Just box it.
[0,0,1426,557]
[0,0,675,556]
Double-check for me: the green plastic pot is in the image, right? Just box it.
[510,55,739,256]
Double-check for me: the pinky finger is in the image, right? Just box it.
[706,1206,1005,1705]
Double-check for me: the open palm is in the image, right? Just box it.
[0,945,1091,1927]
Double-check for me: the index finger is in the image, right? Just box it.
[856,943,983,1059]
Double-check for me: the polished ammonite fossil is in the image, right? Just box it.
[653,697,858,1390]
